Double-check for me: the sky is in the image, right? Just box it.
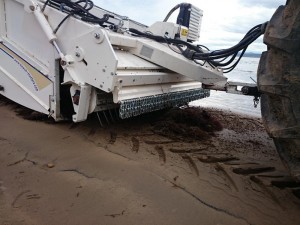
[93,0,286,53]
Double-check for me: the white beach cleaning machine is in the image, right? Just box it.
[0,0,263,122]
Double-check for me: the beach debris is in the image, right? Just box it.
[47,163,55,168]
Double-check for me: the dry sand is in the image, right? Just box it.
[0,98,299,225]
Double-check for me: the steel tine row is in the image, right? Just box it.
[96,108,120,127]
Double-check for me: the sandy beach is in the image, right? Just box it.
[0,97,299,225]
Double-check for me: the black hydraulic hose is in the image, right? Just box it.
[129,22,266,72]
[193,28,263,59]
[44,0,114,33]
[42,0,50,11]
[192,33,261,62]
[209,52,239,67]
[222,48,247,73]
[163,4,182,22]
[81,14,113,25]
[44,0,267,74]
[53,13,73,33]
[75,0,94,11]
[128,28,203,53]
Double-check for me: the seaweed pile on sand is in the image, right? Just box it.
[152,106,223,141]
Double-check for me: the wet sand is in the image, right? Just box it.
[0,99,299,225]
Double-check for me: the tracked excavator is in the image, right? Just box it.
[0,0,299,179]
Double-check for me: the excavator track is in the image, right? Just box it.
[258,0,300,180]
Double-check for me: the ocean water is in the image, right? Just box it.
[190,57,262,117]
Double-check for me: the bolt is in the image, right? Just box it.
[94,33,101,39]
[102,69,106,72]
[108,88,111,92]
[100,85,103,88]
[29,5,35,11]
[75,52,80,57]
[61,60,67,66]
[111,72,114,76]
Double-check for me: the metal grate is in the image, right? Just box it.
[119,88,210,119]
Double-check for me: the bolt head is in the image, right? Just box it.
[94,33,101,39]
[61,60,67,66]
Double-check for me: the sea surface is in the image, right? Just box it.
[191,57,262,117]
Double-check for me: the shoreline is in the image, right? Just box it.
[191,90,262,118]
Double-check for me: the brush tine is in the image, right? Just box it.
[96,112,104,127]
[103,110,110,125]
[114,108,120,121]
[108,109,116,123]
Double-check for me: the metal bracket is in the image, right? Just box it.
[71,84,92,123]
[204,81,258,95]
[226,82,257,95]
